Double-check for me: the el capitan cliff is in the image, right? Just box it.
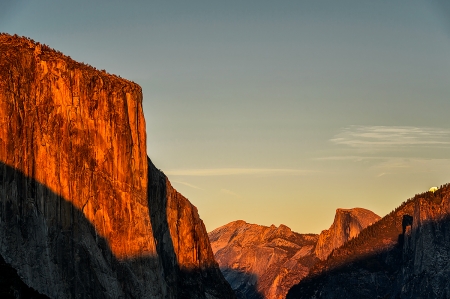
[0,33,234,299]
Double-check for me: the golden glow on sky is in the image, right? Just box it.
[3,0,450,233]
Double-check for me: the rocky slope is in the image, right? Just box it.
[0,33,234,299]
[209,208,380,299]
[287,184,450,299]
[314,208,380,260]
[209,221,319,299]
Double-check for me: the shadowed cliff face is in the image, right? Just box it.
[0,254,50,299]
[287,185,450,299]
[209,221,319,299]
[314,208,380,260]
[0,33,235,299]
[148,158,236,299]
[0,161,167,298]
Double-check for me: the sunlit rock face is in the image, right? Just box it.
[314,208,381,260]
[209,221,319,299]
[0,34,152,259]
[287,185,450,299]
[0,33,234,299]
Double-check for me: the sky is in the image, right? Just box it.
[2,0,450,233]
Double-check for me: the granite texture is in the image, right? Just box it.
[0,33,234,299]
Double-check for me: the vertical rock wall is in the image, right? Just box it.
[0,34,234,299]
[0,34,153,258]
[148,158,236,299]
[0,33,165,299]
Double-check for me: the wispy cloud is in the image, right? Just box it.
[221,189,241,198]
[331,126,450,149]
[172,181,204,190]
[315,156,389,161]
[374,158,450,172]
[165,168,313,176]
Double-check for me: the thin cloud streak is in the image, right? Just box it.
[165,168,313,176]
[172,181,204,190]
[331,126,450,148]
[220,189,241,198]
[374,158,450,171]
[315,156,390,161]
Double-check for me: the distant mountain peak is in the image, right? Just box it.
[315,207,381,260]
[209,221,319,299]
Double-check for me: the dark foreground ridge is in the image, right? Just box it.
[287,184,450,299]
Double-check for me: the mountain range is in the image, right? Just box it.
[287,184,450,299]
[1,33,450,299]
[209,208,380,299]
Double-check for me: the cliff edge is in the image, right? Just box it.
[0,33,234,299]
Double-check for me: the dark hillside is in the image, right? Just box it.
[287,184,450,299]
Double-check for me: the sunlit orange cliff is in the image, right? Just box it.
[0,33,235,299]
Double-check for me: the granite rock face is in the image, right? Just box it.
[0,33,234,299]
[287,185,450,299]
[314,208,380,260]
[209,221,319,299]
[148,158,236,299]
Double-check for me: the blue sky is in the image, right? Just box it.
[2,0,450,233]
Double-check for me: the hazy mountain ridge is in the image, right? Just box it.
[209,208,379,299]
[0,33,234,299]
[287,184,450,299]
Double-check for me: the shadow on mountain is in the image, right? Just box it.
[0,160,233,298]
[217,268,263,299]
[0,254,49,299]
[0,160,166,298]
[286,243,403,298]
[287,213,450,299]
[147,157,235,299]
